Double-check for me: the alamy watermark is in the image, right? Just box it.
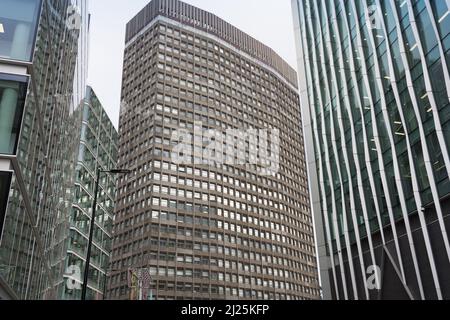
[171,121,280,176]
[118,97,281,177]
[65,265,82,290]
[66,4,82,31]
[366,5,383,30]
[366,265,382,291]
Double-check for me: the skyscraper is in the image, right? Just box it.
[56,86,119,300]
[292,0,450,300]
[0,0,89,299]
[109,0,319,300]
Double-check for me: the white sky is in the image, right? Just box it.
[87,0,298,129]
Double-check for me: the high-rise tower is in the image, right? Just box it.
[292,0,450,300]
[109,0,319,300]
[56,86,119,300]
[0,0,90,299]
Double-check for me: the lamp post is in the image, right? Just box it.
[81,168,131,301]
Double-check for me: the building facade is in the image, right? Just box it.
[55,86,119,300]
[109,0,319,300]
[0,0,89,299]
[292,0,450,299]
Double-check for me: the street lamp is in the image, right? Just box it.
[81,168,131,301]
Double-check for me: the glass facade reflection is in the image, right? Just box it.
[0,0,89,300]
[0,0,42,61]
[57,87,118,300]
[0,73,28,155]
[0,172,12,242]
[293,0,450,300]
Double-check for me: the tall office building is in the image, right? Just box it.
[109,0,319,300]
[292,0,450,300]
[55,86,119,300]
[0,0,89,299]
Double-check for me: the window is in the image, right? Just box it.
[0,171,12,240]
[0,0,41,61]
[0,73,28,155]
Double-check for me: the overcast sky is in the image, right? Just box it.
[87,0,298,129]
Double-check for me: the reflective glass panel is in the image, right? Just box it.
[0,73,28,155]
[0,0,41,61]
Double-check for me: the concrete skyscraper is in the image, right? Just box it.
[292,0,450,300]
[108,0,319,300]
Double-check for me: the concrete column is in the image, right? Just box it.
[0,87,19,154]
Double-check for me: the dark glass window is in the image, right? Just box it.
[0,171,12,241]
[0,73,28,155]
[0,0,41,61]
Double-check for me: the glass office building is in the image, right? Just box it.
[109,0,319,300]
[55,86,119,300]
[0,0,89,299]
[292,0,450,299]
